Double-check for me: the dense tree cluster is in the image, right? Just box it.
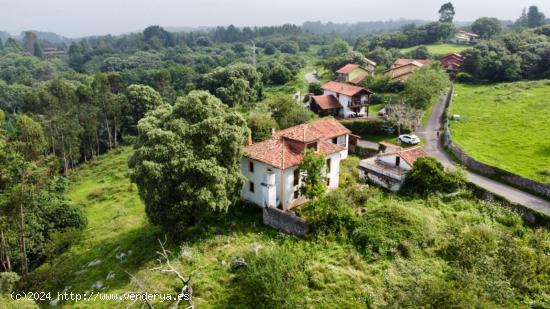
[128,91,248,232]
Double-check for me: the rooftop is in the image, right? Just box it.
[244,118,350,169]
[336,64,360,74]
[311,95,343,110]
[321,80,372,96]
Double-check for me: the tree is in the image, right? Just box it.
[403,157,466,194]
[200,63,262,107]
[22,32,37,55]
[32,41,43,59]
[128,91,249,232]
[385,100,423,136]
[329,39,351,57]
[438,2,456,23]
[298,149,327,200]
[408,45,431,59]
[527,6,546,28]
[124,84,163,134]
[403,66,450,109]
[265,63,293,85]
[471,17,502,39]
[247,112,278,142]
[268,97,315,129]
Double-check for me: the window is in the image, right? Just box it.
[326,158,331,173]
[294,190,299,199]
[249,161,254,173]
[293,168,300,186]
[307,142,317,150]
[332,137,338,144]
[326,177,331,187]
[249,181,255,193]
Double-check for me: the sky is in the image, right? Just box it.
[1,0,549,37]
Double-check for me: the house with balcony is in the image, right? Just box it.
[241,118,351,210]
[310,81,372,118]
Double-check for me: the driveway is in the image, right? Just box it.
[305,71,319,84]
[416,92,550,216]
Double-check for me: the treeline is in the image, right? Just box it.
[0,111,86,278]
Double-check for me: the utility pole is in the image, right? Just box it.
[250,40,257,69]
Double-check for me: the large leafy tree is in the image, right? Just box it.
[438,2,456,23]
[403,66,450,109]
[128,91,249,232]
[527,6,546,28]
[124,84,163,135]
[268,96,316,129]
[471,17,503,39]
[199,63,262,107]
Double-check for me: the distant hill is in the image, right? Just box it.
[0,31,10,42]
[16,31,73,45]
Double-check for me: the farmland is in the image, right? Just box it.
[449,81,550,183]
[400,43,469,55]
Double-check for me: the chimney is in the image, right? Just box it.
[247,132,253,146]
[271,128,276,136]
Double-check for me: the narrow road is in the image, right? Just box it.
[416,93,550,216]
[305,71,319,84]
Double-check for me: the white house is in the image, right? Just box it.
[241,118,351,210]
[358,146,428,191]
[310,81,372,118]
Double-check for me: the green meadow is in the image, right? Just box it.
[449,81,550,184]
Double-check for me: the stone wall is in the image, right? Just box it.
[263,207,308,236]
[442,88,550,200]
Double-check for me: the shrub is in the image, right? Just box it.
[300,190,360,237]
[234,245,308,308]
[352,205,436,257]
[340,118,391,138]
[455,72,475,83]
[402,157,467,195]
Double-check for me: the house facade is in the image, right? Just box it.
[336,63,375,84]
[358,146,428,191]
[387,59,431,82]
[310,81,372,118]
[453,30,479,44]
[441,53,464,73]
[241,118,351,210]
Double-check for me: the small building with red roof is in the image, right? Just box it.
[241,118,351,210]
[336,63,375,84]
[386,58,432,82]
[358,145,428,191]
[309,81,373,118]
[441,53,464,73]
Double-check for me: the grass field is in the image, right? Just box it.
[26,145,548,307]
[400,43,469,55]
[449,81,550,184]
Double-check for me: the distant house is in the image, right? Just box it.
[310,81,372,118]
[453,30,479,45]
[241,118,351,210]
[386,58,431,82]
[441,53,464,73]
[336,62,376,85]
[358,145,428,191]
[42,47,65,60]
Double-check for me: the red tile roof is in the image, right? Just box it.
[312,95,343,110]
[244,118,350,169]
[321,81,372,96]
[336,64,359,74]
[393,58,431,68]
[378,145,428,166]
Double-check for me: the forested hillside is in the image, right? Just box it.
[0,2,549,307]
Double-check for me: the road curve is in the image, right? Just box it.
[416,92,550,216]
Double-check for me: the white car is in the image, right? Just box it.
[398,134,420,145]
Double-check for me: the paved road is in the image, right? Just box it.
[416,93,550,216]
[305,71,320,84]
